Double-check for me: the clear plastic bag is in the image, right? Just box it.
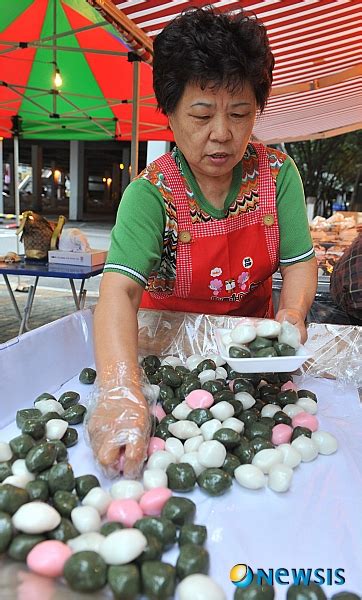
[137,309,241,361]
[299,322,362,387]
[137,309,361,388]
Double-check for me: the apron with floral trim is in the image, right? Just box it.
[141,143,279,317]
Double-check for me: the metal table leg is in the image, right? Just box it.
[3,274,22,322]
[24,277,38,331]
[79,287,87,310]
[69,279,80,310]
[19,276,39,335]
[78,279,88,309]
[69,278,87,310]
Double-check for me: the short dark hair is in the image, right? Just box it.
[153,6,274,115]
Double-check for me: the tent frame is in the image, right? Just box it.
[0,1,168,166]
[89,0,362,144]
[0,0,161,232]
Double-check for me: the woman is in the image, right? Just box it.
[88,7,317,478]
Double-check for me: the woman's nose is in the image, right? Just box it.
[209,116,232,142]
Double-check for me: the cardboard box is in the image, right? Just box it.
[48,249,107,266]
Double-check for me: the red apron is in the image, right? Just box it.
[141,143,279,317]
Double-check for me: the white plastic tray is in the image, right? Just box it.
[215,327,312,372]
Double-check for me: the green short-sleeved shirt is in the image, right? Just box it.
[105,147,314,287]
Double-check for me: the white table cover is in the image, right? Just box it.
[1,311,361,599]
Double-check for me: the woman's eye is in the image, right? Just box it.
[231,113,249,119]
[193,115,210,120]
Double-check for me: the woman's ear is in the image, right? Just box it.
[168,115,174,132]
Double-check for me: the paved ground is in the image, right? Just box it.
[0,285,97,344]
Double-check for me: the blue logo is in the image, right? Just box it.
[229,564,254,588]
[229,565,345,588]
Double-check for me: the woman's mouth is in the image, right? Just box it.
[208,153,230,165]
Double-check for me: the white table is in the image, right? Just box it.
[1,311,361,599]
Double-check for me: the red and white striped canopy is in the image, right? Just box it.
[91,0,361,142]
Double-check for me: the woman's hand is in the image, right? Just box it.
[277,260,317,344]
[87,385,151,479]
[275,308,307,344]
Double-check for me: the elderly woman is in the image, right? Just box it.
[89,7,317,477]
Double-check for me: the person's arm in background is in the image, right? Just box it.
[330,232,362,322]
[88,178,166,478]
[272,151,318,342]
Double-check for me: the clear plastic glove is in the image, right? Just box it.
[86,367,152,479]
[275,308,307,344]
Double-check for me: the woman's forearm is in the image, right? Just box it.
[278,258,318,319]
[90,274,150,477]
[94,273,143,386]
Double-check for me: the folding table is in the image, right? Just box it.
[0,258,104,335]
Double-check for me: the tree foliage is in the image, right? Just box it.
[283,131,362,201]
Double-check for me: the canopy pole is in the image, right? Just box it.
[88,0,153,64]
[14,135,20,229]
[0,137,3,214]
[130,54,140,179]
[13,133,25,291]
[52,0,58,115]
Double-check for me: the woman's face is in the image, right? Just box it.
[168,81,257,182]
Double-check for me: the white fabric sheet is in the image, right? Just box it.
[1,374,361,598]
[0,311,361,598]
